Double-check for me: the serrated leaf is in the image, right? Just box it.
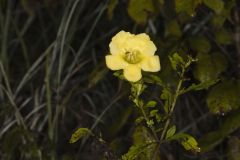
[193,52,228,83]
[207,80,240,114]
[203,0,224,14]
[181,135,200,152]
[107,0,118,19]
[181,79,218,94]
[166,125,176,139]
[127,0,155,24]
[69,128,92,143]
[171,133,200,152]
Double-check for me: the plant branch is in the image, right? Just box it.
[160,68,185,141]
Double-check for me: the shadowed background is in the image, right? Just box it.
[0,0,240,159]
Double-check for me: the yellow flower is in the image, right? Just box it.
[105,30,160,82]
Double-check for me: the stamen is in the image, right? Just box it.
[124,50,142,64]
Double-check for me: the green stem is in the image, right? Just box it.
[45,51,55,160]
[138,101,159,141]
[133,82,160,159]
[160,68,185,141]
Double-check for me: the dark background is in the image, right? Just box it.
[0,0,240,159]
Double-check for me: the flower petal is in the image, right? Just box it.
[109,31,133,55]
[105,55,128,70]
[126,35,157,56]
[142,40,157,56]
[123,65,142,82]
[136,33,150,40]
[141,56,160,72]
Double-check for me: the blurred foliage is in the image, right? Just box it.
[0,0,240,159]
[69,128,92,144]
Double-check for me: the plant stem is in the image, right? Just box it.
[45,51,55,160]
[133,82,160,159]
[160,68,185,141]
[138,101,159,141]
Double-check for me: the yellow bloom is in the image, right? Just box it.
[105,30,160,82]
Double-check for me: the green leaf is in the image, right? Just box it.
[203,0,224,14]
[69,128,92,143]
[135,116,145,124]
[181,79,219,94]
[107,0,118,19]
[122,126,158,160]
[171,133,200,152]
[131,82,147,97]
[122,143,155,160]
[181,135,199,151]
[166,125,176,139]
[147,119,154,127]
[133,126,154,144]
[113,70,124,79]
[193,52,228,83]
[150,110,158,117]
[169,53,184,71]
[199,110,240,152]
[165,20,182,38]
[127,0,155,24]
[161,87,172,112]
[210,0,236,28]
[145,74,165,87]
[145,101,157,108]
[149,110,162,122]
[175,0,201,16]
[215,29,232,45]
[207,80,240,114]
[189,36,211,53]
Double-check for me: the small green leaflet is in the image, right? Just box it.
[166,125,176,139]
[69,128,92,143]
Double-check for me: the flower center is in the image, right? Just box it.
[123,50,142,64]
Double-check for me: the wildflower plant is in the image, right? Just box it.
[105,31,160,82]
[70,31,218,159]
